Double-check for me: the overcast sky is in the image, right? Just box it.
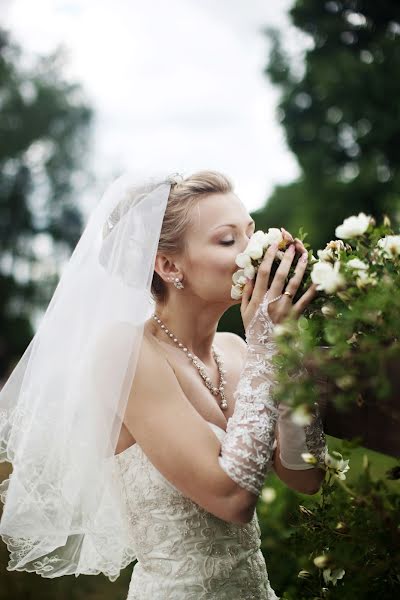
[1,0,307,213]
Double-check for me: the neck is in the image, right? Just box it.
[152,297,229,365]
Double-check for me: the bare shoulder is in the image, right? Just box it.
[121,325,248,523]
[215,331,247,361]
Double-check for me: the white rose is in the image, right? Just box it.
[252,230,267,243]
[356,270,377,289]
[317,247,335,262]
[311,261,345,294]
[321,304,336,317]
[335,212,371,239]
[323,568,345,586]
[243,264,256,279]
[244,240,264,260]
[232,269,247,286]
[290,404,313,426]
[346,258,369,270]
[230,285,243,300]
[261,486,277,504]
[301,452,318,465]
[263,227,283,248]
[326,239,346,251]
[377,235,400,258]
[272,323,292,338]
[235,252,252,268]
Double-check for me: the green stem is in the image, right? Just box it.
[333,474,358,497]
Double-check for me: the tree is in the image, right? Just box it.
[0,29,93,379]
[260,0,400,249]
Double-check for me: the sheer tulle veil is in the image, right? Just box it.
[0,171,176,580]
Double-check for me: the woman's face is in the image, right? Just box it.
[181,192,256,304]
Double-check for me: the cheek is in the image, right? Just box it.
[208,255,236,282]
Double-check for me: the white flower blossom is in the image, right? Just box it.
[235,252,252,268]
[311,261,346,294]
[261,486,277,503]
[272,323,292,338]
[290,404,313,426]
[327,239,346,251]
[263,227,284,248]
[230,285,243,300]
[301,452,318,465]
[377,235,400,258]
[324,450,350,481]
[346,258,369,270]
[321,304,336,317]
[244,240,264,260]
[356,270,377,289]
[335,212,372,239]
[243,264,256,279]
[317,247,335,262]
[232,269,247,286]
[323,568,345,586]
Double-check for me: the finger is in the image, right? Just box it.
[292,283,319,317]
[281,227,294,246]
[268,243,297,299]
[284,251,309,297]
[250,243,279,308]
[293,237,306,255]
[240,277,253,312]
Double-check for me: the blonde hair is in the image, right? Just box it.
[152,169,234,304]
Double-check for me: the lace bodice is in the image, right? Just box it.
[114,420,279,600]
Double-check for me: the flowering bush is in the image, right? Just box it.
[234,217,400,597]
[234,214,400,423]
[278,450,400,599]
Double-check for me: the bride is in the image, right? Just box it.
[0,169,327,599]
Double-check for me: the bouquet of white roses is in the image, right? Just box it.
[230,226,312,300]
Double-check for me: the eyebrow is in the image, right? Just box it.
[212,220,255,231]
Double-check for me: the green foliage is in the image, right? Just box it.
[284,462,400,599]
[260,0,400,250]
[273,215,400,416]
[258,440,400,599]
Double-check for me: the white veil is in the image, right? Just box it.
[0,171,175,581]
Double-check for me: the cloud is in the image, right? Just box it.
[4,0,300,212]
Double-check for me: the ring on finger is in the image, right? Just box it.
[283,290,293,299]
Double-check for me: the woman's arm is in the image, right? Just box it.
[229,332,326,496]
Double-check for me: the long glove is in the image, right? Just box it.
[217,292,281,496]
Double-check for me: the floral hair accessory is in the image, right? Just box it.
[166,172,185,186]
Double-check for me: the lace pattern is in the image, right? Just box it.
[0,406,137,582]
[115,422,279,599]
[218,293,280,497]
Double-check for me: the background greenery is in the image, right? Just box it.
[1,0,400,597]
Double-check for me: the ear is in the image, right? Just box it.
[154,253,182,283]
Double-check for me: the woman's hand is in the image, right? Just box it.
[240,236,317,331]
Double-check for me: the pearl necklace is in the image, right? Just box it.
[152,313,228,410]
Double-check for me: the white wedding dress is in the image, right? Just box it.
[114,420,280,600]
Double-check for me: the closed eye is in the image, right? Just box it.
[220,240,235,246]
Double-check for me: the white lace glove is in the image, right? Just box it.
[218,293,280,496]
[277,400,328,470]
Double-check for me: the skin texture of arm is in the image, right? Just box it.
[123,334,263,525]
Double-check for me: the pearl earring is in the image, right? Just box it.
[167,276,184,289]
[174,278,184,289]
